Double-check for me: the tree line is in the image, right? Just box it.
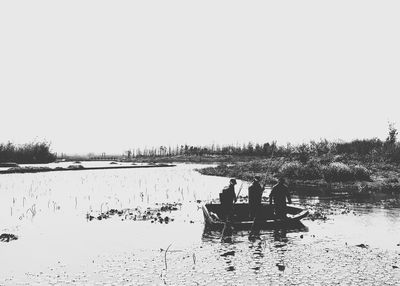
[0,141,56,164]
[129,123,400,162]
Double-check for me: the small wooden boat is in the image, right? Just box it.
[202,203,308,230]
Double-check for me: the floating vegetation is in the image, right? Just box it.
[302,201,356,221]
[67,164,84,170]
[220,251,235,257]
[276,263,285,271]
[86,202,182,224]
[306,211,328,221]
[0,233,18,242]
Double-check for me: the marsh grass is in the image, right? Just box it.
[1,164,224,232]
[322,162,371,182]
[197,157,380,193]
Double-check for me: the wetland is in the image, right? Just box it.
[0,162,399,285]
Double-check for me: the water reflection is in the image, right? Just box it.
[202,223,308,242]
[248,239,265,274]
[273,228,288,243]
[202,224,309,274]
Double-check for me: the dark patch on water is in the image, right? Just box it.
[0,233,18,242]
[276,263,285,271]
[67,164,84,169]
[220,251,235,257]
[86,202,181,223]
[226,266,235,271]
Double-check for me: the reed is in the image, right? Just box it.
[164,243,172,270]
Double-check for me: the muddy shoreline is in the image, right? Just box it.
[0,163,175,175]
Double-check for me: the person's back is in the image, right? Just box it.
[270,183,290,206]
[222,184,236,205]
[220,179,237,220]
[269,178,291,218]
[248,177,263,219]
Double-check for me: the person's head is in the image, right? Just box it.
[254,176,261,182]
[278,177,286,184]
[230,178,237,186]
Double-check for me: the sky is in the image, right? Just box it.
[1,1,399,155]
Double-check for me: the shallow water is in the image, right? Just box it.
[0,163,399,285]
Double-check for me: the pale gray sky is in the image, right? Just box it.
[1,1,399,154]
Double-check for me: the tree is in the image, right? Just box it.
[386,122,398,144]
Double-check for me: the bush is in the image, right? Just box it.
[323,162,354,182]
[309,140,333,156]
[198,157,372,184]
[279,161,323,180]
[322,162,371,182]
[279,162,302,179]
[335,138,383,156]
[353,165,371,181]
[303,160,324,180]
[385,144,400,163]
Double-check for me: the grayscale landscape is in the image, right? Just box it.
[1,1,399,285]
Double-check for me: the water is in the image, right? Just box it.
[0,163,399,285]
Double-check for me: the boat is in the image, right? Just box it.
[202,203,308,230]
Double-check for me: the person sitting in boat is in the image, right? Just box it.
[269,177,292,219]
[219,178,237,221]
[248,176,264,219]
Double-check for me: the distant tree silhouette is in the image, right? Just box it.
[386,122,398,144]
[0,141,56,164]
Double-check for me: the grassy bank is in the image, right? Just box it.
[196,157,400,196]
[130,130,400,196]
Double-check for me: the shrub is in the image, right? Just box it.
[309,140,333,156]
[303,160,324,180]
[279,161,323,180]
[385,144,400,163]
[323,162,354,182]
[294,144,311,163]
[279,162,302,179]
[353,165,371,181]
[335,138,383,157]
[322,162,371,182]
